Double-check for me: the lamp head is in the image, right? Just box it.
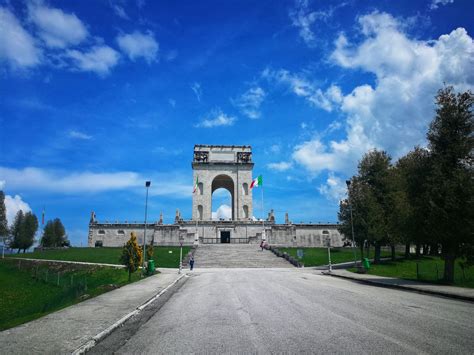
[145,181,151,187]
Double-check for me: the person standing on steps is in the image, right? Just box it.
[189,255,195,270]
[260,239,265,251]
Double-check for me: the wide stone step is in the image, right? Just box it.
[192,244,293,268]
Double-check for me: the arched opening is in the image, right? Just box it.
[211,174,234,220]
[198,205,203,220]
[243,205,249,219]
[198,182,203,195]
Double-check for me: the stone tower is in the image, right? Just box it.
[192,145,254,221]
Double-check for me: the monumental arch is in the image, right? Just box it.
[192,145,253,221]
[88,144,344,247]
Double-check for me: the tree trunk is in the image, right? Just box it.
[405,243,410,259]
[415,243,421,258]
[128,269,131,282]
[360,243,364,262]
[374,242,381,264]
[17,249,20,254]
[429,243,438,256]
[391,245,396,261]
[443,246,456,284]
[422,244,429,255]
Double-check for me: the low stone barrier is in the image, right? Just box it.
[267,245,303,268]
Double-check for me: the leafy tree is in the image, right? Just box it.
[339,178,374,261]
[10,210,24,253]
[120,232,143,281]
[0,191,8,239]
[357,149,392,263]
[41,218,69,247]
[394,147,432,258]
[146,241,154,261]
[426,87,473,283]
[19,212,38,253]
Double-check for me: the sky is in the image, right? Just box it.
[0,0,473,246]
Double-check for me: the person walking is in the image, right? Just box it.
[189,255,195,270]
[260,239,265,251]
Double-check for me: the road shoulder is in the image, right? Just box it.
[327,269,474,302]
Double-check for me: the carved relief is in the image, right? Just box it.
[237,152,252,163]
[194,151,209,162]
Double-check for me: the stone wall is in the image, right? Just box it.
[88,220,344,248]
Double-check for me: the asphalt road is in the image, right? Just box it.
[111,268,474,354]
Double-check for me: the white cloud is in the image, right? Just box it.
[212,204,231,220]
[66,45,120,76]
[28,3,88,48]
[262,68,337,112]
[318,173,347,202]
[191,82,202,102]
[267,161,293,172]
[0,166,191,198]
[196,109,236,128]
[233,87,265,119]
[5,195,31,226]
[289,0,348,47]
[116,31,158,63]
[68,130,92,140]
[430,0,454,10]
[112,5,129,20]
[270,144,281,154]
[0,7,41,68]
[292,12,473,178]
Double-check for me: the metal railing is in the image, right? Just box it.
[201,238,249,244]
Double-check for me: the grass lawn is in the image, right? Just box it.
[8,246,191,268]
[279,247,403,267]
[0,259,144,330]
[350,256,474,288]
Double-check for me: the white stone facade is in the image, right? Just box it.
[88,144,346,248]
[192,145,253,221]
[88,218,344,248]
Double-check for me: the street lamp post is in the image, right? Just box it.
[346,180,358,268]
[143,181,151,274]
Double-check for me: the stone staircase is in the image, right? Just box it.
[192,244,294,268]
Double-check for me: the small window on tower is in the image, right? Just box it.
[117,230,125,235]
[98,230,105,235]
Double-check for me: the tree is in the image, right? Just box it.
[120,232,143,281]
[41,218,69,247]
[10,210,24,253]
[357,149,392,263]
[10,210,38,253]
[425,87,473,283]
[20,212,38,253]
[394,147,432,258]
[0,191,8,239]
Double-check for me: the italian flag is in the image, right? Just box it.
[193,177,199,193]
[250,175,262,189]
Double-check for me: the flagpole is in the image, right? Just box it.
[261,178,265,241]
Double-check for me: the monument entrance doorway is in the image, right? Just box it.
[220,231,231,243]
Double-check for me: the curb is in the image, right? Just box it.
[7,257,126,269]
[327,272,474,303]
[71,273,186,355]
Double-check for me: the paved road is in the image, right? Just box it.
[111,268,474,354]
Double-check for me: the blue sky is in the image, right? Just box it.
[1,0,473,246]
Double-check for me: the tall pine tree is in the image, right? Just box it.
[426,87,474,282]
[0,191,8,238]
